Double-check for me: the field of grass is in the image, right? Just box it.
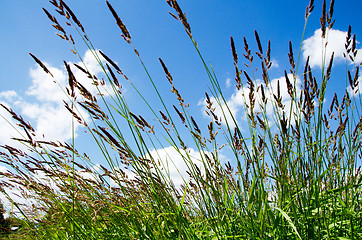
[0,0,361,239]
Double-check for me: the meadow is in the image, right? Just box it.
[0,0,361,239]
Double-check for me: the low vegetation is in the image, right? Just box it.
[0,0,361,239]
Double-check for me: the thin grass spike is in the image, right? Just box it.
[29,53,54,77]
[254,30,263,55]
[99,50,122,73]
[106,1,131,42]
[320,0,326,37]
[230,36,238,64]
[59,0,85,32]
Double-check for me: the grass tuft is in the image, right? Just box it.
[0,0,361,239]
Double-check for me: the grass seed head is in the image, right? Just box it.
[320,0,326,38]
[106,1,131,42]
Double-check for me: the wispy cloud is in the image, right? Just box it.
[270,58,279,69]
[225,77,232,88]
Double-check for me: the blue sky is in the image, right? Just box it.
[1,0,362,209]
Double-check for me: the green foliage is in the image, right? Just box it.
[0,0,362,239]
[0,202,10,234]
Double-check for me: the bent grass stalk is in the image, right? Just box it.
[0,0,361,239]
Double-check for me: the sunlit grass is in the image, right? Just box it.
[0,0,361,239]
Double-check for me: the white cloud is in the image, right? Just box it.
[27,49,113,103]
[270,58,279,69]
[0,100,27,149]
[0,165,45,218]
[200,74,302,129]
[347,75,362,96]
[148,146,207,189]
[81,50,104,76]
[0,49,116,145]
[0,49,125,217]
[110,146,210,190]
[230,75,301,122]
[27,65,67,102]
[0,49,121,217]
[0,91,18,102]
[1,98,85,144]
[225,77,232,88]
[70,50,115,97]
[77,164,102,182]
[0,163,107,218]
[27,103,82,141]
[1,90,84,144]
[198,94,239,129]
[302,28,362,68]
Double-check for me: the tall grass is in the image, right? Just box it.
[0,0,361,239]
